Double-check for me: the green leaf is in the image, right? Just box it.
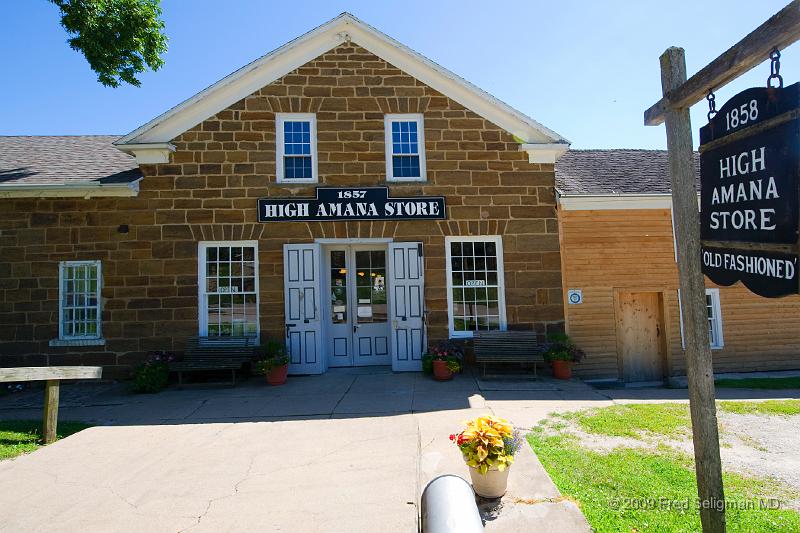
[50,0,168,88]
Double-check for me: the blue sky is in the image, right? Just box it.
[1,1,797,148]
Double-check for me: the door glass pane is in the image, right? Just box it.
[355,250,387,323]
[330,250,347,324]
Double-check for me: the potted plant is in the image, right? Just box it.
[543,332,585,380]
[427,341,463,381]
[254,340,290,386]
[450,415,522,498]
[132,351,175,393]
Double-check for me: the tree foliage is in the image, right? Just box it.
[50,0,168,88]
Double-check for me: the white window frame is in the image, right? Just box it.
[384,113,427,182]
[677,288,724,350]
[276,113,318,184]
[198,241,260,340]
[444,235,507,339]
[57,260,103,342]
[705,288,724,349]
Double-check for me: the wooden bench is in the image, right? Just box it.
[473,331,545,378]
[171,336,255,386]
[0,366,102,443]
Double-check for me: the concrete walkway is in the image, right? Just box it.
[0,369,797,532]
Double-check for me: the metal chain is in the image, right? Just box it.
[706,89,717,121]
[767,48,783,88]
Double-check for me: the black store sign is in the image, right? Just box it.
[257,187,446,222]
[699,83,800,297]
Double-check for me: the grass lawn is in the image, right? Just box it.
[0,420,91,460]
[717,400,800,416]
[532,403,800,532]
[716,377,800,390]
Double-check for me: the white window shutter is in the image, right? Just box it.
[283,243,324,374]
[388,242,425,371]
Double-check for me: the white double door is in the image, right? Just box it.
[325,245,391,367]
[283,241,425,374]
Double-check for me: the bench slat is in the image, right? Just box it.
[473,331,544,373]
[170,336,256,380]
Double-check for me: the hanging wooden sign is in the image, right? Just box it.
[699,82,800,297]
[257,187,446,222]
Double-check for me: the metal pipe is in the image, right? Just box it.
[421,475,483,533]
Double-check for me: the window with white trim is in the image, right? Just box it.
[385,114,426,181]
[276,113,317,183]
[199,242,259,338]
[678,288,724,349]
[706,288,724,349]
[58,261,102,340]
[445,236,507,338]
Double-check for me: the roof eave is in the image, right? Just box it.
[557,192,700,211]
[0,179,141,199]
[114,142,176,164]
[520,143,570,164]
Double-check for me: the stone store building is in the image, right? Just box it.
[0,14,569,378]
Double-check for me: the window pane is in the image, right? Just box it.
[283,120,313,180]
[203,245,258,338]
[354,250,387,324]
[392,155,420,178]
[285,156,313,179]
[330,250,348,324]
[448,240,503,335]
[60,262,101,340]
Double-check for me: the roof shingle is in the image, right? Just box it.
[555,149,700,195]
[0,136,141,187]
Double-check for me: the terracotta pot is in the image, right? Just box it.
[432,359,453,381]
[266,364,288,386]
[552,360,572,380]
[468,465,511,498]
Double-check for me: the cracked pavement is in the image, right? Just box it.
[0,368,599,532]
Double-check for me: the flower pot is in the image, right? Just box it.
[266,364,289,386]
[468,465,511,498]
[432,359,453,381]
[552,360,572,380]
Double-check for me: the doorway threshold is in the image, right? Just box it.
[326,366,395,376]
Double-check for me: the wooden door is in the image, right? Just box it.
[616,292,666,382]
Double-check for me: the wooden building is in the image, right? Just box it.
[556,150,800,382]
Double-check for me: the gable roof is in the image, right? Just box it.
[0,136,141,197]
[555,149,700,195]
[116,13,568,153]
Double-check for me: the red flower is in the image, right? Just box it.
[449,434,456,441]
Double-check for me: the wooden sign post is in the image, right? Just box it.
[645,3,800,531]
[659,47,727,533]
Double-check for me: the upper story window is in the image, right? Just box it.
[276,113,317,183]
[58,261,102,341]
[385,114,426,182]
